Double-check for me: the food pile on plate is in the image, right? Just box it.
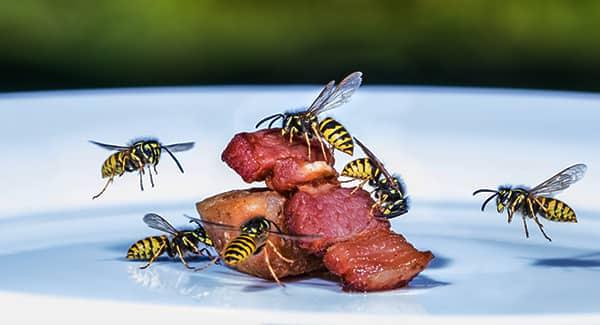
[195,72,433,291]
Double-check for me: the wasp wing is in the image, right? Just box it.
[89,140,129,151]
[162,142,195,152]
[266,231,322,241]
[353,137,400,193]
[143,213,179,235]
[185,216,240,231]
[530,163,587,197]
[307,71,362,115]
[305,80,336,114]
[187,215,322,241]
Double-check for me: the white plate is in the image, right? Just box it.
[1,87,599,323]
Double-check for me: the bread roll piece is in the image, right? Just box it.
[196,189,324,281]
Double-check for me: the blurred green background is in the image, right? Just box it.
[2,0,600,92]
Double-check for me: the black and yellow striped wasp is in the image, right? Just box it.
[90,138,194,199]
[189,216,320,286]
[255,71,362,161]
[127,213,216,269]
[473,163,587,242]
[341,137,409,219]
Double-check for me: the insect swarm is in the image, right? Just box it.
[190,216,319,286]
[127,213,216,269]
[341,137,409,219]
[255,71,362,161]
[90,138,194,199]
[473,163,587,241]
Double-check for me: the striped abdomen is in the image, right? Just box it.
[127,235,169,260]
[341,158,381,181]
[222,234,258,266]
[536,196,577,222]
[101,151,130,178]
[319,117,354,155]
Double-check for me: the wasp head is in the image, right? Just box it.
[495,186,515,213]
[473,185,515,213]
[192,226,213,246]
[240,216,271,237]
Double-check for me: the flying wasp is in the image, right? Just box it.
[90,138,194,199]
[341,137,409,219]
[189,216,320,286]
[255,71,362,161]
[127,213,216,269]
[473,163,587,242]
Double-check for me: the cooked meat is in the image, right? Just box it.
[285,185,390,255]
[217,129,433,291]
[196,189,324,280]
[265,158,338,192]
[221,129,336,192]
[323,228,434,292]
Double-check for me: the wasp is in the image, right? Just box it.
[90,138,194,199]
[255,71,362,160]
[341,137,409,218]
[127,213,216,269]
[473,163,587,241]
[189,216,319,286]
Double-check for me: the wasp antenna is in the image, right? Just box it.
[267,220,285,235]
[480,193,498,212]
[161,146,185,173]
[184,214,201,224]
[256,113,284,129]
[472,189,498,196]
[268,115,284,129]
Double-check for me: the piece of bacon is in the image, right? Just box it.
[285,185,390,255]
[221,129,337,192]
[323,228,434,292]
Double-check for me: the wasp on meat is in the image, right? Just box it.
[255,71,362,161]
[189,216,320,286]
[127,213,216,269]
[473,163,587,241]
[341,137,409,219]
[90,138,194,199]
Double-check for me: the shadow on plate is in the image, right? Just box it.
[427,253,452,269]
[530,252,600,268]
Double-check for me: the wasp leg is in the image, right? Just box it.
[92,177,114,200]
[370,194,386,215]
[264,246,284,287]
[140,242,166,269]
[522,215,530,238]
[175,245,194,269]
[311,124,329,162]
[147,165,155,188]
[266,240,294,264]
[182,237,199,253]
[350,180,368,195]
[138,168,146,191]
[153,164,158,175]
[304,132,312,161]
[534,198,549,213]
[194,256,220,272]
[198,248,221,265]
[507,207,514,224]
[198,248,218,262]
[527,199,536,219]
[526,199,551,241]
[532,216,551,242]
